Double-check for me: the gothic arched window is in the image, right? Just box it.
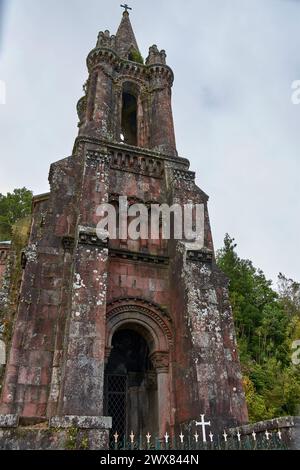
[121,82,139,146]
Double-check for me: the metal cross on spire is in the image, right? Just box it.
[120,4,132,12]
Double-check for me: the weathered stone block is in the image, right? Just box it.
[49,415,112,429]
[0,427,109,450]
[0,414,19,428]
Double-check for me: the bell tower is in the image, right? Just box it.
[0,9,248,450]
[77,10,177,156]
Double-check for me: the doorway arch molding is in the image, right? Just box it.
[106,297,173,355]
[106,297,173,437]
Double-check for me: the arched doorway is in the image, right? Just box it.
[104,328,158,440]
[105,300,174,440]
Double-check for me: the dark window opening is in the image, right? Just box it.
[105,329,151,381]
[121,92,137,146]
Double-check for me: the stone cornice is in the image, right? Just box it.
[73,136,190,168]
[32,193,50,212]
[109,248,169,265]
[32,193,50,204]
[187,248,213,263]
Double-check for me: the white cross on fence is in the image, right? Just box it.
[195,414,211,443]
[110,425,284,449]
[265,430,271,441]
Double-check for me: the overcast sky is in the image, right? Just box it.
[0,0,299,284]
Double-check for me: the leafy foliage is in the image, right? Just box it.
[217,234,300,421]
[128,48,144,64]
[0,188,32,241]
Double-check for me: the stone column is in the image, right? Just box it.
[149,67,177,157]
[58,148,111,417]
[150,352,170,438]
[79,66,114,140]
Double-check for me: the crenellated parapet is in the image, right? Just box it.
[86,46,174,87]
[146,45,167,65]
[96,30,116,50]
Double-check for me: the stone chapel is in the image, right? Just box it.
[0,10,248,449]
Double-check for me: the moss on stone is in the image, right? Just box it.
[128,49,144,64]
[65,426,79,450]
[80,432,89,450]
[0,216,31,389]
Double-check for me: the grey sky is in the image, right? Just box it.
[0,0,299,284]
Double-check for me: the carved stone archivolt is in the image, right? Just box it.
[114,75,149,92]
[106,298,173,355]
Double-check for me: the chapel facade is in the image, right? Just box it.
[0,11,248,447]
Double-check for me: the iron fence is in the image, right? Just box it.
[110,431,289,450]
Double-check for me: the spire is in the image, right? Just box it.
[116,9,140,60]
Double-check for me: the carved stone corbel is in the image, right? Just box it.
[149,351,169,373]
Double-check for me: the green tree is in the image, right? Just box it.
[0,188,32,241]
[217,234,300,421]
